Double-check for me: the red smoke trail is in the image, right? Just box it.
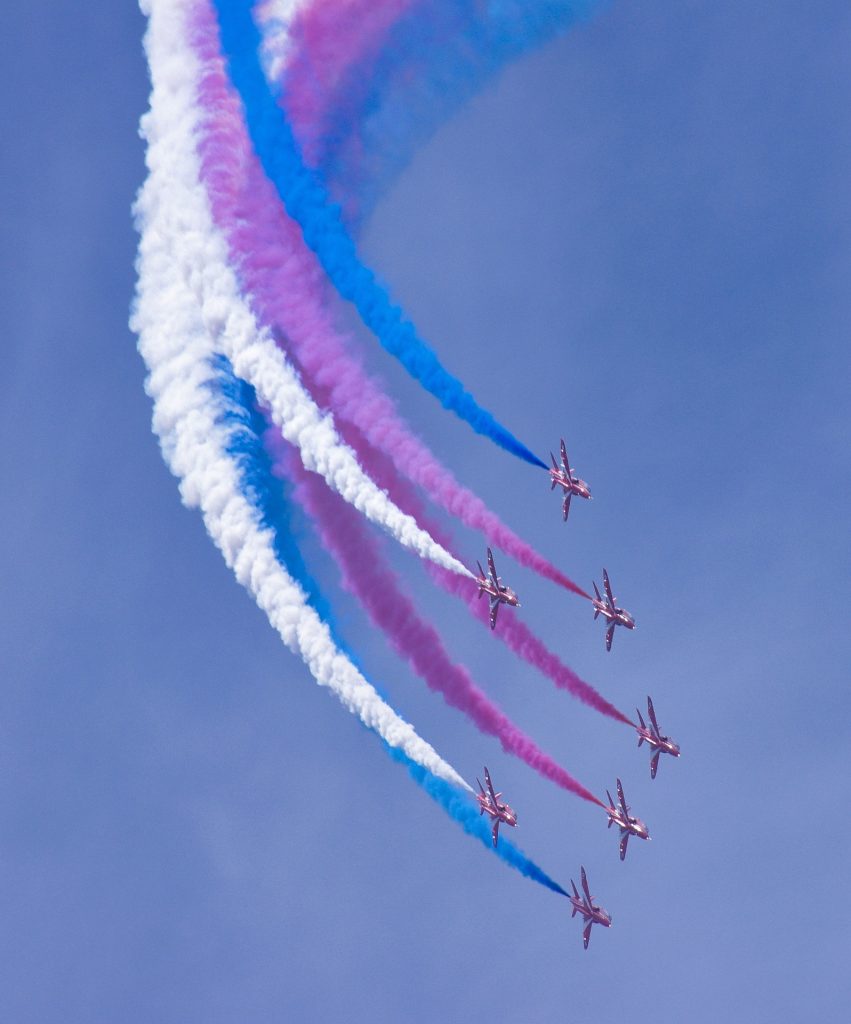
[330,419,633,729]
[192,8,589,600]
[271,434,603,808]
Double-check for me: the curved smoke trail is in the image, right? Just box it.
[274,438,602,806]
[135,0,467,788]
[209,0,547,469]
[147,0,473,583]
[220,363,571,894]
[324,415,632,727]
[191,4,588,598]
[280,0,601,225]
[136,0,569,898]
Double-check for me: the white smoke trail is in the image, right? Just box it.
[139,0,471,581]
[133,0,471,791]
[255,0,304,83]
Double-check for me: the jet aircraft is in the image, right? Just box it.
[569,866,612,949]
[475,548,520,630]
[605,778,650,860]
[476,766,518,847]
[635,696,681,779]
[592,569,636,651]
[549,439,591,521]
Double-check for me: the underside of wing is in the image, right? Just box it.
[647,696,661,735]
[489,597,499,630]
[603,569,615,607]
[606,623,615,651]
[583,921,593,949]
[581,866,592,902]
[487,548,499,588]
[619,832,630,861]
[484,767,499,805]
[617,779,629,816]
[650,750,661,779]
[562,492,571,520]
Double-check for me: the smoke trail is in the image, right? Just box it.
[191,8,588,599]
[432,564,633,727]
[146,0,473,583]
[218,356,572,893]
[209,0,547,470]
[280,0,601,225]
[137,0,573,899]
[274,437,602,806]
[325,415,632,727]
[387,743,567,898]
[134,0,469,789]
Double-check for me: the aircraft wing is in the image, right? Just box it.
[483,767,499,805]
[647,696,661,737]
[489,596,499,630]
[616,779,629,817]
[603,569,615,608]
[581,866,592,903]
[562,492,571,521]
[650,751,661,780]
[491,818,500,848]
[583,921,593,950]
[487,548,499,588]
[560,439,570,477]
[605,623,615,651]
[619,831,630,861]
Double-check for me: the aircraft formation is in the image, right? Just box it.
[473,439,680,949]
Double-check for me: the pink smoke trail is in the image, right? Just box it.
[281,0,415,170]
[329,417,634,729]
[193,8,590,600]
[195,2,627,730]
[270,432,603,808]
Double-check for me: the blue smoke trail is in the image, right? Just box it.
[210,354,566,896]
[316,0,604,226]
[386,742,568,897]
[210,0,547,470]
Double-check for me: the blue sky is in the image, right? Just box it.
[2,2,849,1020]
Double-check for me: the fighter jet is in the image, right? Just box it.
[549,439,591,521]
[475,548,520,630]
[635,696,681,779]
[592,569,635,651]
[605,778,650,861]
[569,866,612,949]
[476,766,518,848]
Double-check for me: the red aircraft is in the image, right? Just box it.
[605,778,650,860]
[592,569,636,651]
[476,766,518,847]
[475,548,520,630]
[569,866,612,949]
[635,696,681,779]
[549,439,591,521]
